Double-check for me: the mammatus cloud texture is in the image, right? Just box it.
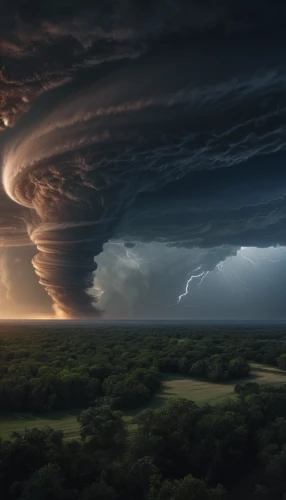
[1,1,286,317]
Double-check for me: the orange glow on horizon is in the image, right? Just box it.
[0,314,57,320]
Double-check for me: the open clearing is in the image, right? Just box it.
[1,363,286,440]
[148,363,286,407]
[150,375,237,406]
[0,411,80,441]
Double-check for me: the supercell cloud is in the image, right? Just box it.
[1,1,286,317]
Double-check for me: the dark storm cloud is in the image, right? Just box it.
[1,0,286,127]
[116,153,286,249]
[1,1,286,317]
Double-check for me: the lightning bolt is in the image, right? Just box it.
[175,245,286,308]
[255,253,286,264]
[126,249,144,274]
[176,269,205,304]
[239,248,273,284]
[94,287,105,300]
[216,262,235,296]
[197,270,209,287]
[125,247,153,273]
[241,254,259,270]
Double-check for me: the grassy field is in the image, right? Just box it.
[148,363,286,407]
[250,362,286,374]
[151,375,237,406]
[0,410,81,441]
[1,363,286,440]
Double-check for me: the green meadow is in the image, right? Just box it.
[1,362,286,441]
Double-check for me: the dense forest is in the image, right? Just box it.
[2,324,286,499]
[1,324,285,413]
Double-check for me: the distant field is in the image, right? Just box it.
[1,363,286,440]
[148,363,286,407]
[0,411,80,441]
[151,375,236,406]
[250,362,286,375]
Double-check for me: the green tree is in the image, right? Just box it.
[127,456,159,499]
[148,474,226,500]
[228,358,250,378]
[21,463,62,500]
[78,405,126,451]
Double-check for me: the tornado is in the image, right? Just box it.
[3,42,286,317]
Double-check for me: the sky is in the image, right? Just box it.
[1,1,286,320]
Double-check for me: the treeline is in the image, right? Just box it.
[157,346,250,382]
[0,326,261,412]
[1,325,286,413]
[2,383,286,499]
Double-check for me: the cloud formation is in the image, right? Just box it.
[1,1,286,317]
[94,242,239,318]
